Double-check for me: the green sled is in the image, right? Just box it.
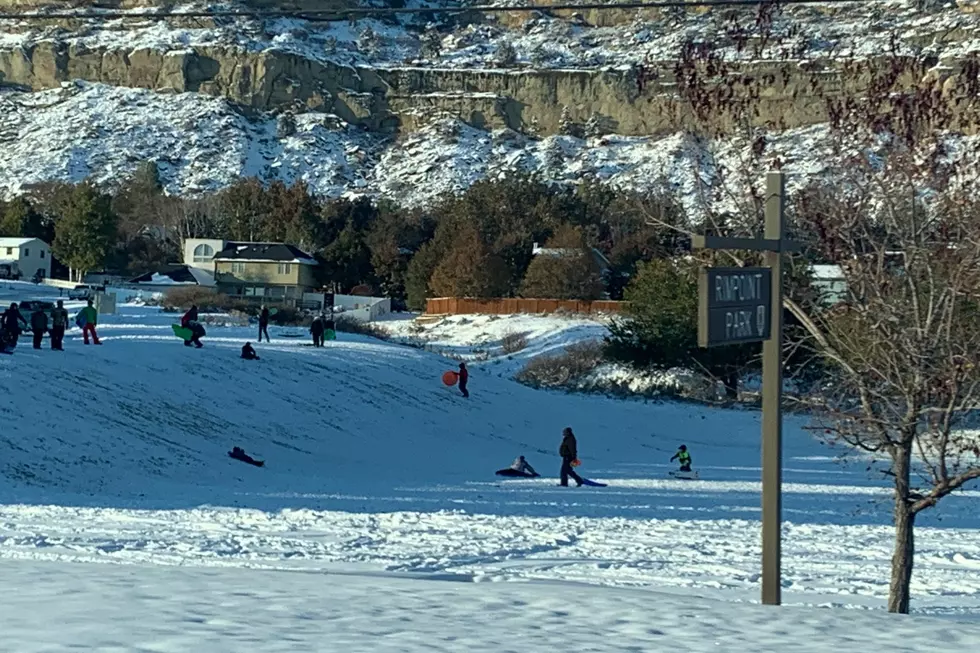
[171,324,193,341]
[325,329,336,341]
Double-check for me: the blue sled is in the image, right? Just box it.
[580,478,607,487]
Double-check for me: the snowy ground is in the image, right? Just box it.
[1,280,980,648]
[5,561,980,653]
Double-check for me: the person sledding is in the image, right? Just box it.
[228,446,264,467]
[241,342,259,360]
[670,445,693,472]
[495,455,540,478]
[181,304,205,348]
[559,427,584,487]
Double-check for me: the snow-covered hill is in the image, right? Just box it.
[1,280,980,625]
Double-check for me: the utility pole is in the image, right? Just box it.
[695,171,794,606]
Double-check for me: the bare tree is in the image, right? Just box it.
[791,148,980,613]
[638,10,980,611]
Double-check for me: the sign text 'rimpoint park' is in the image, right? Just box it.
[698,267,773,347]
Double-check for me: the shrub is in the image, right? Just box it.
[163,286,226,312]
[500,331,529,354]
[515,340,604,387]
[334,315,390,340]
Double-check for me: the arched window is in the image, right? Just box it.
[193,243,214,263]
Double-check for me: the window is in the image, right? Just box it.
[193,243,215,263]
[231,262,245,274]
[278,263,292,275]
[40,251,45,259]
[5,248,10,255]
[23,249,28,257]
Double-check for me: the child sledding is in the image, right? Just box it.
[228,446,264,467]
[495,455,539,478]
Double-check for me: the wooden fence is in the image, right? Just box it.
[424,297,628,316]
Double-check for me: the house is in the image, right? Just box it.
[130,264,216,288]
[183,238,319,302]
[531,241,612,276]
[811,264,847,306]
[0,237,51,280]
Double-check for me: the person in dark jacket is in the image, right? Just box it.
[258,306,271,342]
[241,341,259,360]
[458,361,469,398]
[558,426,583,487]
[181,305,203,348]
[1,302,27,349]
[30,308,48,350]
[50,300,68,350]
[310,314,325,347]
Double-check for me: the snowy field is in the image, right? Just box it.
[1,281,980,649]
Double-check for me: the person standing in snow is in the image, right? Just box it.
[77,299,101,345]
[558,427,583,487]
[258,305,271,343]
[458,361,469,398]
[30,307,48,350]
[670,445,693,472]
[50,300,68,351]
[310,314,325,347]
[1,302,27,349]
[181,304,204,348]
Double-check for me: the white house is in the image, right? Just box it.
[0,237,51,279]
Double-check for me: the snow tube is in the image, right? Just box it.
[171,324,193,341]
[442,370,459,386]
[495,468,539,478]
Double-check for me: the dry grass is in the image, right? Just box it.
[515,340,604,388]
[500,331,530,355]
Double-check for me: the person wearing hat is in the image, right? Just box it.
[670,445,693,472]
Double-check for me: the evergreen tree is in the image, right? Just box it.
[605,258,758,398]
[405,239,445,311]
[429,224,509,299]
[0,197,45,239]
[52,184,119,281]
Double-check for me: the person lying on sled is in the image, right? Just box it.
[495,455,540,478]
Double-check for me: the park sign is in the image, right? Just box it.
[698,266,772,347]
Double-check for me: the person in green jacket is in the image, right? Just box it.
[670,445,692,472]
[77,299,101,345]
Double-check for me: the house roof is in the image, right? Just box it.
[214,242,317,265]
[532,243,612,269]
[0,237,45,247]
[130,264,216,287]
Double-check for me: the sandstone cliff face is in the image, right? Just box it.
[1,40,977,137]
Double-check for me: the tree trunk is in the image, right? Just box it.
[888,447,916,614]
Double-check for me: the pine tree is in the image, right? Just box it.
[52,183,119,282]
[0,197,45,239]
[429,224,509,299]
[558,106,581,137]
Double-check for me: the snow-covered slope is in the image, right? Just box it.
[2,280,980,621]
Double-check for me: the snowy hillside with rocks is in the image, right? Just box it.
[2,0,980,206]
